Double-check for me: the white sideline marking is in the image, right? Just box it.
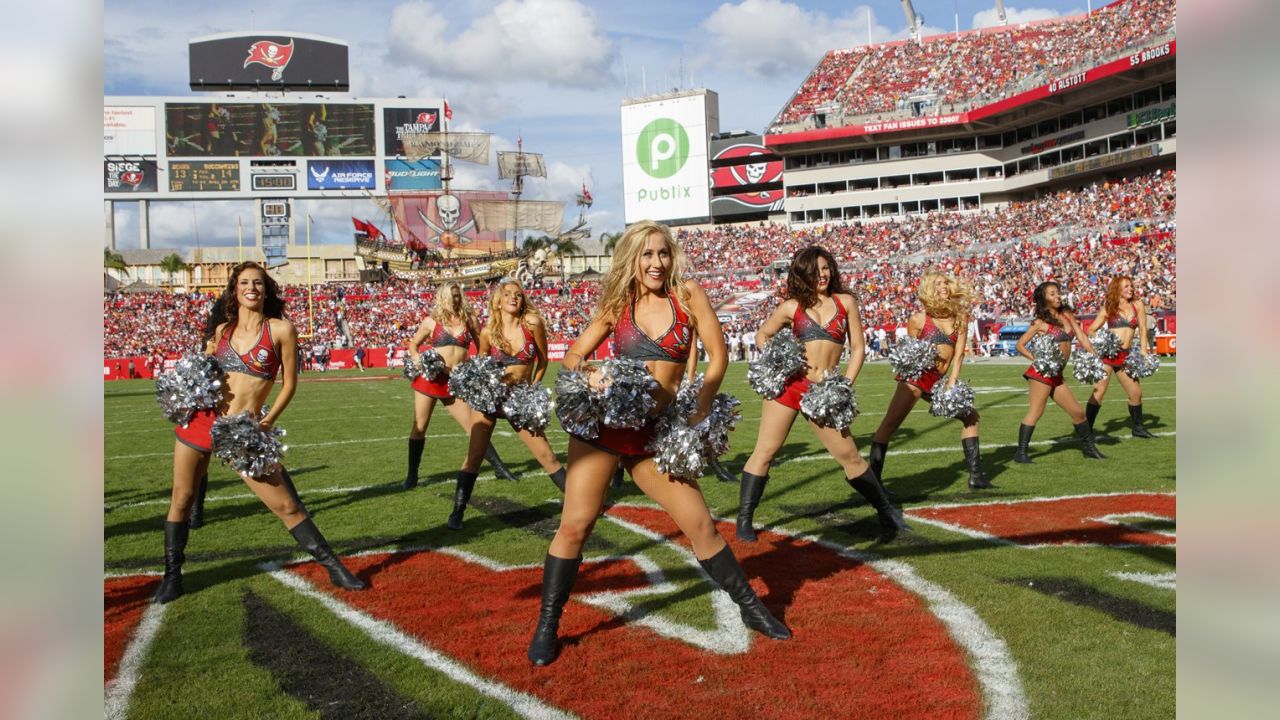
[268,569,574,720]
[104,475,503,511]
[1109,571,1176,590]
[104,602,168,720]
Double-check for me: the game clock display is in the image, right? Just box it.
[168,161,240,192]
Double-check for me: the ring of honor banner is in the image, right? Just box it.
[165,102,374,157]
[400,132,490,164]
[390,191,509,256]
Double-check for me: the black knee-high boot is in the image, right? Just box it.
[447,470,478,529]
[550,467,566,493]
[611,465,625,489]
[699,545,791,640]
[1129,404,1154,438]
[1074,422,1106,459]
[962,437,993,489]
[708,456,737,483]
[486,443,519,482]
[188,474,209,529]
[848,468,911,542]
[1085,401,1102,432]
[868,441,888,480]
[1014,424,1036,464]
[289,518,366,590]
[527,554,582,666]
[404,437,426,489]
[735,472,769,542]
[152,520,189,604]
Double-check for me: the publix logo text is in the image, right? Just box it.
[636,117,694,203]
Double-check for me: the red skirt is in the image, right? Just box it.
[899,367,942,399]
[574,421,657,458]
[411,372,452,399]
[1023,366,1065,389]
[773,374,812,411]
[174,408,217,453]
[1102,349,1129,369]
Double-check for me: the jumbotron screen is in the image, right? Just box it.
[165,102,375,157]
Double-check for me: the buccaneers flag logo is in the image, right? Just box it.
[244,40,295,81]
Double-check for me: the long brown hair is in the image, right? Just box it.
[1102,276,1134,320]
[201,262,285,343]
[786,246,845,310]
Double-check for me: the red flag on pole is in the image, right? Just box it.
[364,220,385,242]
[443,100,453,121]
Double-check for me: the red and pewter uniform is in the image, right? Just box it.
[1023,321,1073,389]
[411,322,472,399]
[176,321,281,453]
[580,294,692,457]
[1102,306,1140,369]
[775,298,848,411]
[898,316,956,399]
[485,325,540,420]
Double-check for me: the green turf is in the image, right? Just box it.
[105,359,1176,719]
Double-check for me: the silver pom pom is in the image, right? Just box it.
[417,349,447,381]
[599,358,659,430]
[799,371,859,429]
[401,358,420,381]
[1028,334,1066,377]
[210,412,287,478]
[554,368,603,439]
[155,354,225,426]
[889,336,937,381]
[1090,329,1123,359]
[747,329,807,399]
[929,380,975,419]
[1123,348,1161,379]
[1071,349,1108,385]
[447,356,508,415]
[502,382,553,433]
[647,375,743,479]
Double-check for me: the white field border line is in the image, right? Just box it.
[1091,513,1177,538]
[106,430,517,458]
[104,602,168,720]
[1109,571,1176,590]
[664,503,1030,720]
[104,570,163,580]
[905,492,1176,550]
[266,568,574,720]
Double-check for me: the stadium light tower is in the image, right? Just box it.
[996,0,1009,25]
[900,0,924,41]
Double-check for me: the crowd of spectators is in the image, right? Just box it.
[105,170,1175,360]
[772,0,1175,129]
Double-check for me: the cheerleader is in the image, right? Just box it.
[527,220,790,667]
[735,246,907,543]
[868,271,991,489]
[1085,276,1155,438]
[403,282,515,489]
[1013,281,1105,462]
[448,279,566,529]
[154,262,363,603]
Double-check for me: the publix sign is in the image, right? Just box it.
[621,92,713,223]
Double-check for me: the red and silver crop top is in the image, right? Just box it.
[430,321,472,349]
[614,294,692,363]
[919,316,958,346]
[490,326,539,367]
[793,297,848,344]
[1108,307,1139,330]
[215,320,280,380]
[1045,319,1073,342]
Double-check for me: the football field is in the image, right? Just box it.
[105,359,1176,719]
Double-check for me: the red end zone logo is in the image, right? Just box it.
[244,40,295,81]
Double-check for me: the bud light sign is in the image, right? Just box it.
[307,160,375,190]
[104,159,158,193]
[385,158,442,191]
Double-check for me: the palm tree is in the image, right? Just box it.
[600,231,623,255]
[522,235,552,253]
[104,248,130,278]
[553,236,584,257]
[159,253,190,289]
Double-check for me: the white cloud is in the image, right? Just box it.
[386,0,614,88]
[699,1,894,78]
[972,5,1068,29]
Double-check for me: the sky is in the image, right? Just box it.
[104,0,1092,250]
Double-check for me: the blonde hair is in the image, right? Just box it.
[430,281,475,327]
[917,270,975,319]
[596,220,691,322]
[487,278,544,354]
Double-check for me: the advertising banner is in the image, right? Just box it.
[165,102,375,157]
[103,106,156,156]
[104,159,159,193]
[383,107,441,157]
[385,158,442,191]
[307,160,376,190]
[621,93,712,223]
[711,191,785,217]
[390,191,509,256]
[188,34,349,91]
